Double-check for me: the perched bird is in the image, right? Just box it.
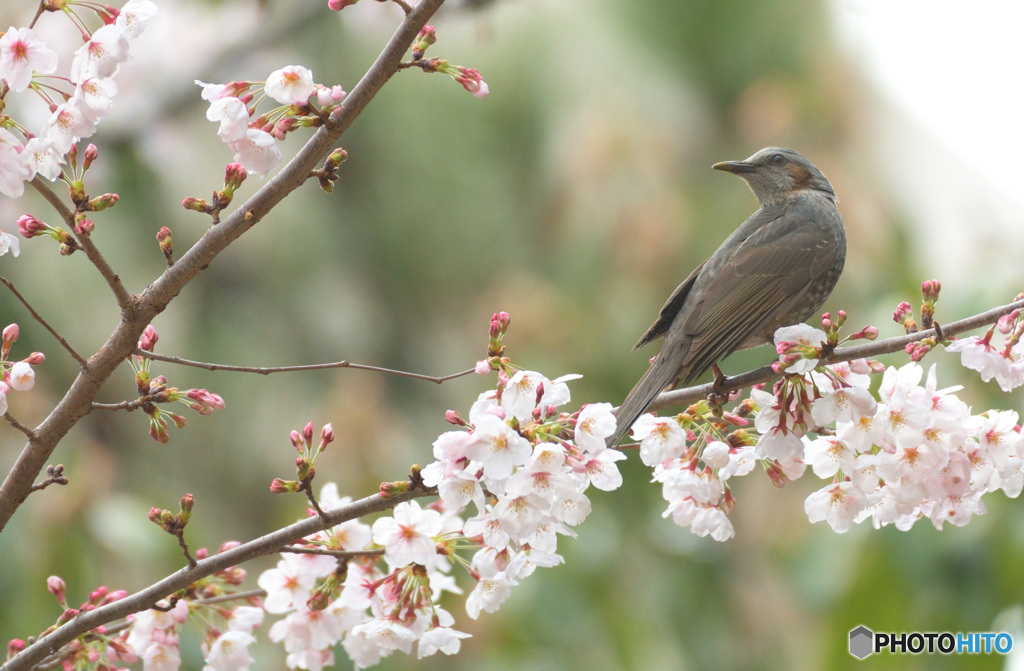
[610,147,846,446]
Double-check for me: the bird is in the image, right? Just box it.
[609,147,846,446]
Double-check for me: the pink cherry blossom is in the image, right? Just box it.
[370,500,442,568]
[0,26,58,92]
[229,128,281,177]
[70,24,129,82]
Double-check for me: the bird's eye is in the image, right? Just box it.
[771,154,785,165]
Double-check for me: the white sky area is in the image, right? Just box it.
[829,1,1024,288]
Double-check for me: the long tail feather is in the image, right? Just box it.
[608,358,681,447]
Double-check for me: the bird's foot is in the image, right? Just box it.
[707,362,730,409]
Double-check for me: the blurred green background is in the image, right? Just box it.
[2,0,1023,669]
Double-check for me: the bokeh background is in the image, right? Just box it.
[2,0,1023,669]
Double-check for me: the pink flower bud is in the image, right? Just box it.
[498,312,511,328]
[87,193,119,212]
[47,575,66,597]
[17,214,47,238]
[182,196,209,212]
[83,143,98,166]
[139,325,158,352]
[74,217,95,235]
[921,279,941,301]
[2,323,18,346]
[187,388,225,410]
[320,423,334,447]
[224,163,247,190]
[412,25,437,60]
[88,586,107,604]
[290,430,304,452]
[8,640,26,656]
[302,421,314,445]
[475,359,491,375]
[180,493,194,513]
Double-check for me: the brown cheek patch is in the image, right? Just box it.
[788,164,815,189]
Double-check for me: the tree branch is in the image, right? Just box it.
[0,0,446,534]
[0,276,87,368]
[648,297,1024,413]
[2,486,433,671]
[134,349,475,383]
[28,177,135,313]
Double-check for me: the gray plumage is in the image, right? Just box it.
[609,147,846,446]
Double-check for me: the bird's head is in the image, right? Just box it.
[712,147,835,207]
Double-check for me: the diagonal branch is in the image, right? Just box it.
[0,0,446,534]
[648,297,1024,412]
[0,276,87,368]
[135,349,475,383]
[28,177,135,312]
[2,485,435,671]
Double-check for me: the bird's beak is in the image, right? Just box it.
[712,160,757,174]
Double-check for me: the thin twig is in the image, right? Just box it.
[91,400,146,411]
[3,413,35,439]
[28,177,135,312]
[134,349,475,384]
[176,531,196,569]
[648,297,1024,413]
[0,276,87,367]
[280,545,385,558]
[392,0,414,13]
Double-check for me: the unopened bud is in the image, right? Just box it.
[139,325,158,352]
[290,430,304,452]
[83,144,98,170]
[86,193,119,212]
[380,480,410,498]
[328,0,359,9]
[88,586,107,604]
[922,279,941,302]
[2,323,18,346]
[224,163,247,191]
[325,148,348,170]
[74,215,94,235]
[47,575,66,598]
[182,196,209,212]
[319,423,334,448]
[156,227,173,262]
[270,478,301,494]
[475,359,491,375]
[16,214,47,238]
[302,421,314,445]
[179,493,194,514]
[412,25,437,60]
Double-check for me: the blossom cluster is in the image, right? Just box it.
[128,325,226,443]
[0,323,44,416]
[944,302,1024,392]
[196,67,347,177]
[0,0,158,197]
[257,364,625,668]
[627,321,1024,539]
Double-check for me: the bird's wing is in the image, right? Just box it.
[678,206,840,383]
[633,260,707,349]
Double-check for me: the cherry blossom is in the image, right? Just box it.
[229,128,282,177]
[370,500,443,568]
[0,26,58,92]
[265,65,316,106]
